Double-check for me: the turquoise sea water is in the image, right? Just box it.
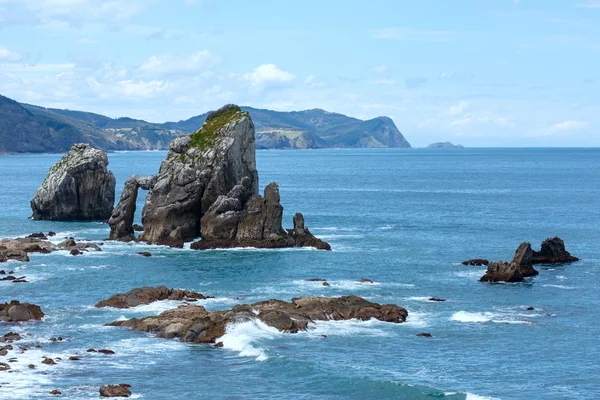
[0,148,599,399]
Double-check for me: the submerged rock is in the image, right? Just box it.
[108,175,156,242]
[99,384,132,397]
[107,296,408,343]
[462,259,489,266]
[94,285,213,309]
[0,300,44,322]
[30,143,116,221]
[140,105,258,247]
[191,182,330,250]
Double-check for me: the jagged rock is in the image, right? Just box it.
[140,105,259,247]
[132,224,144,232]
[42,357,56,365]
[191,182,330,250]
[532,237,579,264]
[57,238,101,253]
[478,237,577,282]
[108,175,156,242]
[94,285,213,309]
[511,242,539,277]
[0,332,22,342]
[462,259,489,266]
[70,249,82,256]
[0,301,44,322]
[480,261,523,283]
[26,232,47,239]
[0,250,29,262]
[107,296,407,343]
[30,143,115,221]
[99,384,131,397]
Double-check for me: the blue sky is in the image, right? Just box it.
[0,0,599,146]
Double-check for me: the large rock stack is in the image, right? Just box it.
[30,143,115,221]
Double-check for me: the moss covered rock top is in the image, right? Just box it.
[188,104,250,152]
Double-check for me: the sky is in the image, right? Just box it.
[0,0,599,147]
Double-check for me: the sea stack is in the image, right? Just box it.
[139,105,258,247]
[30,143,116,221]
[138,104,328,250]
[107,175,156,242]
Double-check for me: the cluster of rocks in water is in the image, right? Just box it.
[107,295,408,343]
[463,237,579,283]
[94,285,213,308]
[29,104,330,251]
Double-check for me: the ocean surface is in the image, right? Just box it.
[0,148,599,400]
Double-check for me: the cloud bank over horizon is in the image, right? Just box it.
[0,0,598,146]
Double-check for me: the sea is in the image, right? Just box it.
[0,148,599,399]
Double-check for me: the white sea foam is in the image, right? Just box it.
[542,284,575,290]
[377,225,394,230]
[218,319,281,361]
[556,275,567,280]
[450,311,493,323]
[406,296,432,302]
[465,393,500,400]
[403,311,430,328]
[302,318,393,338]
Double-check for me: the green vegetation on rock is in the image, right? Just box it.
[189,105,249,153]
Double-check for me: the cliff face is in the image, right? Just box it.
[30,143,115,221]
[139,105,258,247]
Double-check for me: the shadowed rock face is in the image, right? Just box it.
[480,261,524,283]
[533,237,579,264]
[94,286,213,309]
[190,181,330,250]
[139,105,259,247]
[107,296,407,343]
[107,175,156,242]
[0,300,44,322]
[31,143,115,221]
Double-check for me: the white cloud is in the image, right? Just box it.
[447,101,469,116]
[0,46,22,62]
[544,120,588,135]
[372,65,387,73]
[137,51,220,77]
[243,64,295,91]
[449,114,514,128]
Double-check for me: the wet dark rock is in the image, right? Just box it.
[107,296,408,343]
[0,300,44,322]
[358,278,374,283]
[87,349,97,352]
[137,252,152,257]
[428,297,446,302]
[68,356,80,361]
[50,390,62,395]
[526,306,535,311]
[462,259,489,266]
[132,224,144,232]
[26,232,47,239]
[94,286,213,309]
[98,349,115,355]
[99,384,132,397]
[70,249,82,256]
[417,332,432,338]
[31,143,115,221]
[12,278,28,283]
[191,182,330,251]
[48,231,56,237]
[108,175,156,242]
[532,237,579,264]
[322,282,330,287]
[478,237,577,283]
[214,342,224,348]
[42,357,57,365]
[1,332,22,342]
[306,278,327,282]
[0,270,4,274]
[0,362,10,371]
[0,347,8,356]
[28,364,36,369]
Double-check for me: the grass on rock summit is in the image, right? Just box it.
[189,104,250,153]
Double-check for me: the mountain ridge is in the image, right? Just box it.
[0,94,411,153]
